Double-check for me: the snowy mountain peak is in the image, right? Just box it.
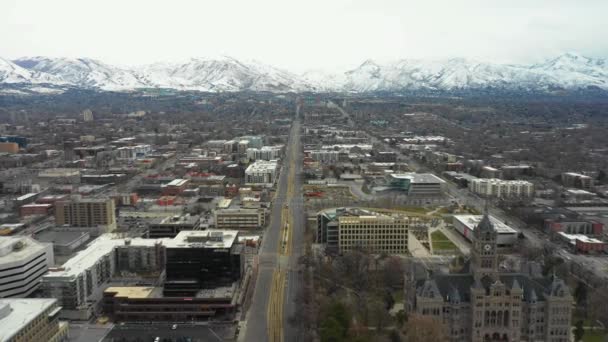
[3,53,608,93]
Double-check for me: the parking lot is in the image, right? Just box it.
[102,323,236,342]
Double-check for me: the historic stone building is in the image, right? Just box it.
[406,213,572,342]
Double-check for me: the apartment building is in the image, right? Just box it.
[305,150,340,164]
[245,160,278,185]
[246,145,283,161]
[561,172,594,189]
[469,178,534,198]
[0,298,69,342]
[215,208,265,230]
[55,198,116,232]
[0,236,54,298]
[116,144,152,161]
[41,235,169,320]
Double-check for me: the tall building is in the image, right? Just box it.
[0,236,54,298]
[406,212,572,342]
[0,298,69,342]
[82,109,94,122]
[164,230,242,296]
[55,198,116,232]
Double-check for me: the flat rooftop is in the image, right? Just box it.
[166,230,238,249]
[453,215,518,234]
[35,230,89,246]
[0,298,58,341]
[558,232,604,244]
[0,236,48,263]
[44,234,171,279]
[104,286,155,299]
[389,173,446,184]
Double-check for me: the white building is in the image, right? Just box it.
[0,236,54,298]
[82,109,94,122]
[452,214,518,247]
[306,150,340,163]
[245,160,279,185]
[246,145,283,161]
[0,298,69,342]
[41,235,170,320]
[468,178,534,198]
[116,144,152,161]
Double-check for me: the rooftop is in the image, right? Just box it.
[166,230,238,249]
[43,235,170,279]
[0,236,49,263]
[35,230,90,246]
[389,173,446,184]
[453,215,518,234]
[0,298,58,341]
[104,286,155,299]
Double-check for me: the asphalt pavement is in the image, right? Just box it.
[243,111,304,342]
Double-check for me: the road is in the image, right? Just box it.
[243,105,304,342]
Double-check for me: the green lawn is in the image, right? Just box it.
[582,330,607,342]
[431,230,458,251]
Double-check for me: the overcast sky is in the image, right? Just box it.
[2,0,607,72]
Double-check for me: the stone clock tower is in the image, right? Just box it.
[471,212,499,281]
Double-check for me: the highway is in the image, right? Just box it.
[243,106,304,342]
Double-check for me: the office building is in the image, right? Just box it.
[0,236,54,298]
[55,198,117,232]
[382,173,446,196]
[0,298,69,342]
[164,230,242,296]
[214,208,265,230]
[317,208,430,254]
[544,217,603,236]
[245,160,278,185]
[148,214,201,238]
[82,109,94,122]
[561,172,594,189]
[453,214,518,247]
[406,213,572,342]
[469,178,534,198]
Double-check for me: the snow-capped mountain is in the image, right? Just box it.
[0,57,64,84]
[3,53,608,93]
[13,57,148,90]
[135,56,313,92]
[335,55,607,92]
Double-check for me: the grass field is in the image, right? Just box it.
[582,330,607,342]
[431,230,458,251]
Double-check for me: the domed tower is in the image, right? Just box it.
[471,211,499,281]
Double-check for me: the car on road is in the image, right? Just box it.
[172,324,178,330]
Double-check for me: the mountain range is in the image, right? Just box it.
[1,53,607,93]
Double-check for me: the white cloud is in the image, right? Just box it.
[1,0,607,72]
